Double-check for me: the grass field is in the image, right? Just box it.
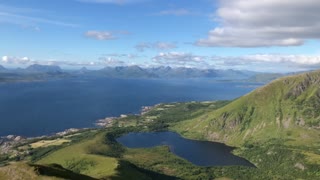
[30,139,71,149]
[0,162,62,180]
[37,132,118,179]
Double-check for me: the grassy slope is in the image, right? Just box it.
[35,130,176,180]
[0,162,61,180]
[173,70,320,146]
[30,139,71,148]
[0,162,99,180]
[166,70,320,179]
[36,132,118,179]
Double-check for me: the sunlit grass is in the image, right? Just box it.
[0,162,61,180]
[30,139,71,149]
[37,133,118,179]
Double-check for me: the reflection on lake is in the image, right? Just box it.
[117,131,255,167]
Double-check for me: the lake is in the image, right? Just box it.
[0,77,262,137]
[117,131,255,167]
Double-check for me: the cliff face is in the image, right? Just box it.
[176,70,320,146]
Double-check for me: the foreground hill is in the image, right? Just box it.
[174,70,320,146]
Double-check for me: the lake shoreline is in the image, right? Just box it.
[117,131,256,167]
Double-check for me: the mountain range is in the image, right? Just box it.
[92,65,259,79]
[25,64,62,73]
[0,64,288,83]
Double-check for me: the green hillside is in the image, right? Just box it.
[174,70,320,146]
[0,162,96,180]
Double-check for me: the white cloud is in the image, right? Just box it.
[210,54,320,72]
[2,56,8,62]
[1,56,32,64]
[243,54,320,65]
[155,42,177,50]
[0,5,78,28]
[197,0,320,47]
[103,53,139,59]
[135,43,151,52]
[156,9,192,16]
[3,53,320,72]
[85,31,116,40]
[99,57,125,66]
[76,0,147,5]
[152,52,209,68]
[1,55,97,67]
[135,42,177,52]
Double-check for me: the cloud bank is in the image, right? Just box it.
[0,4,77,28]
[135,42,177,52]
[156,9,193,16]
[3,53,320,72]
[152,52,209,68]
[197,0,320,47]
[85,31,116,40]
[76,0,147,5]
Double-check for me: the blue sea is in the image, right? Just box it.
[0,77,262,137]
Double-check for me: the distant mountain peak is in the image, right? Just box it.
[26,64,62,73]
[79,67,89,72]
[0,65,6,71]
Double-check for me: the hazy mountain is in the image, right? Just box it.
[146,66,172,76]
[0,64,69,83]
[215,69,257,79]
[0,65,6,71]
[79,67,89,72]
[85,65,259,79]
[25,64,62,73]
[97,65,157,78]
[160,67,218,78]
[1,64,288,81]
[247,73,284,82]
[177,70,320,146]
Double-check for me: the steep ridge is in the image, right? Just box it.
[0,65,6,71]
[176,70,320,146]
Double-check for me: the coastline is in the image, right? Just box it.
[0,104,158,156]
[94,104,158,127]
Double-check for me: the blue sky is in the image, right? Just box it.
[1,0,320,72]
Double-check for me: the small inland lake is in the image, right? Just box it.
[116,131,255,167]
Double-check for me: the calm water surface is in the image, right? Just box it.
[0,77,262,136]
[117,131,255,167]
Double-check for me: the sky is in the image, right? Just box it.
[1,0,320,72]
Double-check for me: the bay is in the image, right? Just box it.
[0,77,262,137]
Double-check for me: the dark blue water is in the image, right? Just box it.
[0,77,261,137]
[117,131,255,167]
